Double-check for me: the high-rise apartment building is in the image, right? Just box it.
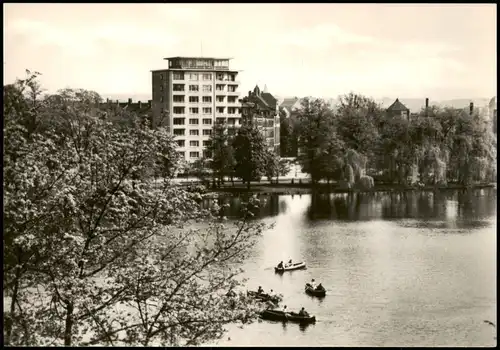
[151,57,242,162]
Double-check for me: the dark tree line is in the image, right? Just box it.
[280,93,496,187]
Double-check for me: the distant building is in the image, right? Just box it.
[386,98,410,119]
[114,98,152,113]
[150,56,242,162]
[279,97,301,119]
[240,85,280,153]
[97,98,153,123]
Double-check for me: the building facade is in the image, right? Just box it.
[240,85,280,154]
[151,57,241,162]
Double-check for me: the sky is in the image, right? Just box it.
[3,3,497,100]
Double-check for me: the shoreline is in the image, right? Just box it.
[200,182,496,196]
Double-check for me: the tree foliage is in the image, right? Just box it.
[294,92,496,186]
[3,72,270,346]
[296,97,345,184]
[206,123,236,186]
[232,123,268,188]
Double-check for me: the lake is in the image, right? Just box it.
[205,188,497,347]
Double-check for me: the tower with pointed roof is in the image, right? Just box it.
[386,98,410,120]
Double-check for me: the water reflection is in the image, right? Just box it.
[202,189,497,229]
[208,188,496,347]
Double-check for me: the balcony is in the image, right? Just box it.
[172,113,187,118]
[227,90,240,96]
[215,78,240,84]
[172,100,187,105]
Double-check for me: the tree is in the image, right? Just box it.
[190,158,210,183]
[3,74,270,346]
[376,114,416,184]
[263,150,280,183]
[335,93,381,173]
[206,123,236,187]
[232,123,268,189]
[276,159,291,183]
[296,97,342,184]
[279,110,293,157]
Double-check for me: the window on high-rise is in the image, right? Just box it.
[189,118,199,125]
[203,140,211,147]
[176,140,185,147]
[173,72,184,80]
[216,96,225,102]
[203,118,212,125]
[173,95,184,102]
[190,151,200,158]
[228,85,237,92]
[188,73,199,80]
[173,84,184,91]
[202,85,212,92]
[228,107,237,114]
[202,96,212,103]
[173,129,185,136]
[202,129,212,136]
[189,107,199,114]
[203,150,212,158]
[173,107,185,114]
[173,118,185,125]
[202,73,212,80]
[216,107,225,113]
[189,130,199,136]
[190,140,199,147]
[202,107,212,114]
[216,85,225,91]
[189,96,199,103]
[228,96,237,103]
[189,85,199,92]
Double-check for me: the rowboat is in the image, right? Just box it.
[247,291,282,304]
[305,283,326,297]
[274,262,306,273]
[260,309,316,324]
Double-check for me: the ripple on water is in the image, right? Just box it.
[214,190,497,346]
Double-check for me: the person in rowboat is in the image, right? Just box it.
[316,283,323,291]
[287,258,293,266]
[298,307,309,317]
[282,305,287,312]
[257,286,264,294]
[277,261,284,269]
[310,279,317,289]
